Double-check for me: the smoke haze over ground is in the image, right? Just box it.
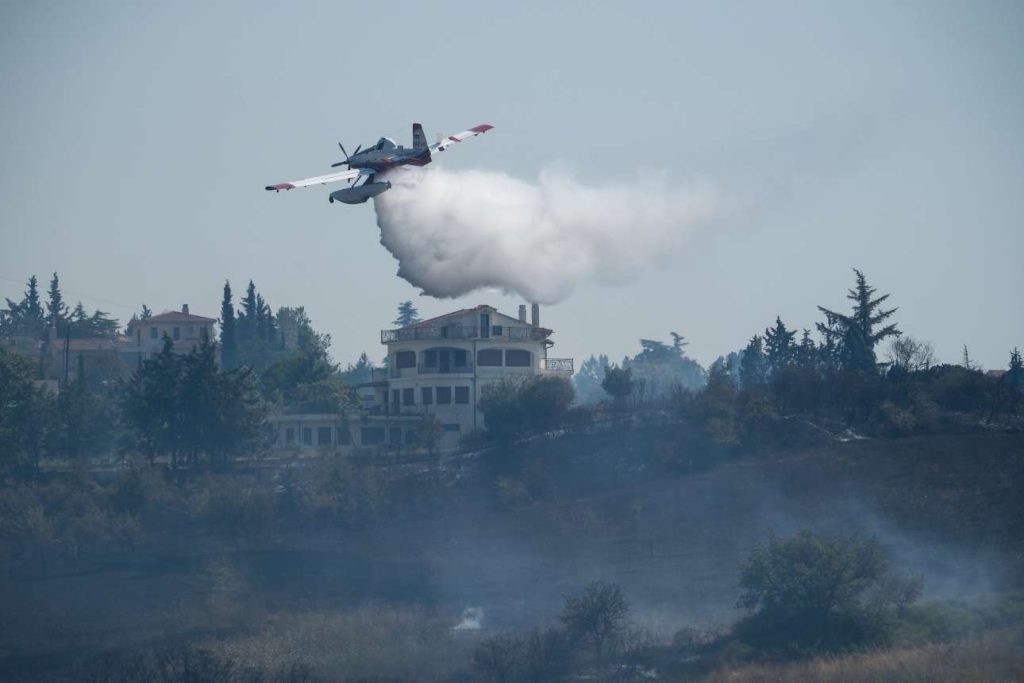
[374,167,721,304]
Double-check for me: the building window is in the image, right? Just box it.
[201,327,209,342]
[454,386,470,404]
[424,349,438,367]
[444,423,461,432]
[150,327,158,339]
[454,349,467,367]
[505,349,532,367]
[477,349,502,366]
[303,427,312,445]
[337,427,352,445]
[285,427,295,444]
[187,325,194,335]
[361,427,385,445]
[421,387,433,405]
[173,327,180,340]
[403,387,415,406]
[480,313,491,338]
[392,389,400,408]
[395,351,416,369]
[436,386,452,404]
[389,427,402,444]
[317,426,332,446]
[492,325,503,336]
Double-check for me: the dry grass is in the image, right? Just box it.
[699,633,1024,683]
[206,605,475,681]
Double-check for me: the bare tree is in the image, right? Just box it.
[472,633,522,683]
[887,336,935,372]
[560,580,630,663]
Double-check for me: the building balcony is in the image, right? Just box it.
[416,362,475,375]
[542,358,574,375]
[382,325,478,343]
[381,325,550,344]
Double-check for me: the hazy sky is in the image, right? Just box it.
[2,1,1021,370]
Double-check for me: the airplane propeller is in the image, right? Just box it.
[331,142,362,168]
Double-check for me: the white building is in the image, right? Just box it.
[268,303,573,454]
[125,304,217,360]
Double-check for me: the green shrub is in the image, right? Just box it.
[869,401,918,437]
[478,376,574,441]
[735,530,922,656]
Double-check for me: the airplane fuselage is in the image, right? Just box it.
[344,138,432,174]
[266,122,492,205]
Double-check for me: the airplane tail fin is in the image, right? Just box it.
[412,123,428,150]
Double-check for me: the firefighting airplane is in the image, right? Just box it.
[265,122,494,205]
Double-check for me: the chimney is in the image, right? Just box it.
[518,305,527,323]
[531,303,540,328]
[182,304,189,315]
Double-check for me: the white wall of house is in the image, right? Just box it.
[267,304,573,455]
[377,305,572,447]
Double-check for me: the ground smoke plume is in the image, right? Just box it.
[373,167,720,304]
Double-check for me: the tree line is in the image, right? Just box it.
[570,269,1023,449]
[1,273,118,339]
[0,276,392,475]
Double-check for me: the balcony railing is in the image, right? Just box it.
[381,325,478,343]
[543,358,574,374]
[417,362,474,375]
[381,325,549,343]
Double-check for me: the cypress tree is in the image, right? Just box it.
[1007,348,1023,393]
[46,272,67,331]
[23,275,43,322]
[238,280,258,343]
[6,275,46,337]
[764,317,796,375]
[740,335,768,388]
[220,280,237,369]
[797,329,817,366]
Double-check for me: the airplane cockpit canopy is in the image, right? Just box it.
[375,137,397,151]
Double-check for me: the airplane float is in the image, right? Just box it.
[265,122,494,205]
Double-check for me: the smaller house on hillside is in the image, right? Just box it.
[126,305,217,360]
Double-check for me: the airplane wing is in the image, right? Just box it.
[265,167,367,191]
[431,124,494,152]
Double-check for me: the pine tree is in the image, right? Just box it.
[4,275,46,337]
[817,269,900,374]
[46,272,67,330]
[573,354,611,404]
[255,294,276,343]
[70,301,86,323]
[140,304,152,320]
[961,345,975,371]
[1007,348,1023,393]
[85,310,118,338]
[796,329,817,366]
[670,332,688,353]
[740,335,768,388]
[764,317,796,375]
[394,300,421,327]
[601,364,633,407]
[220,280,237,369]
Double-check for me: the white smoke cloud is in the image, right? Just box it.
[373,166,721,304]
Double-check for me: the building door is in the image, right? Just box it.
[480,313,490,338]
